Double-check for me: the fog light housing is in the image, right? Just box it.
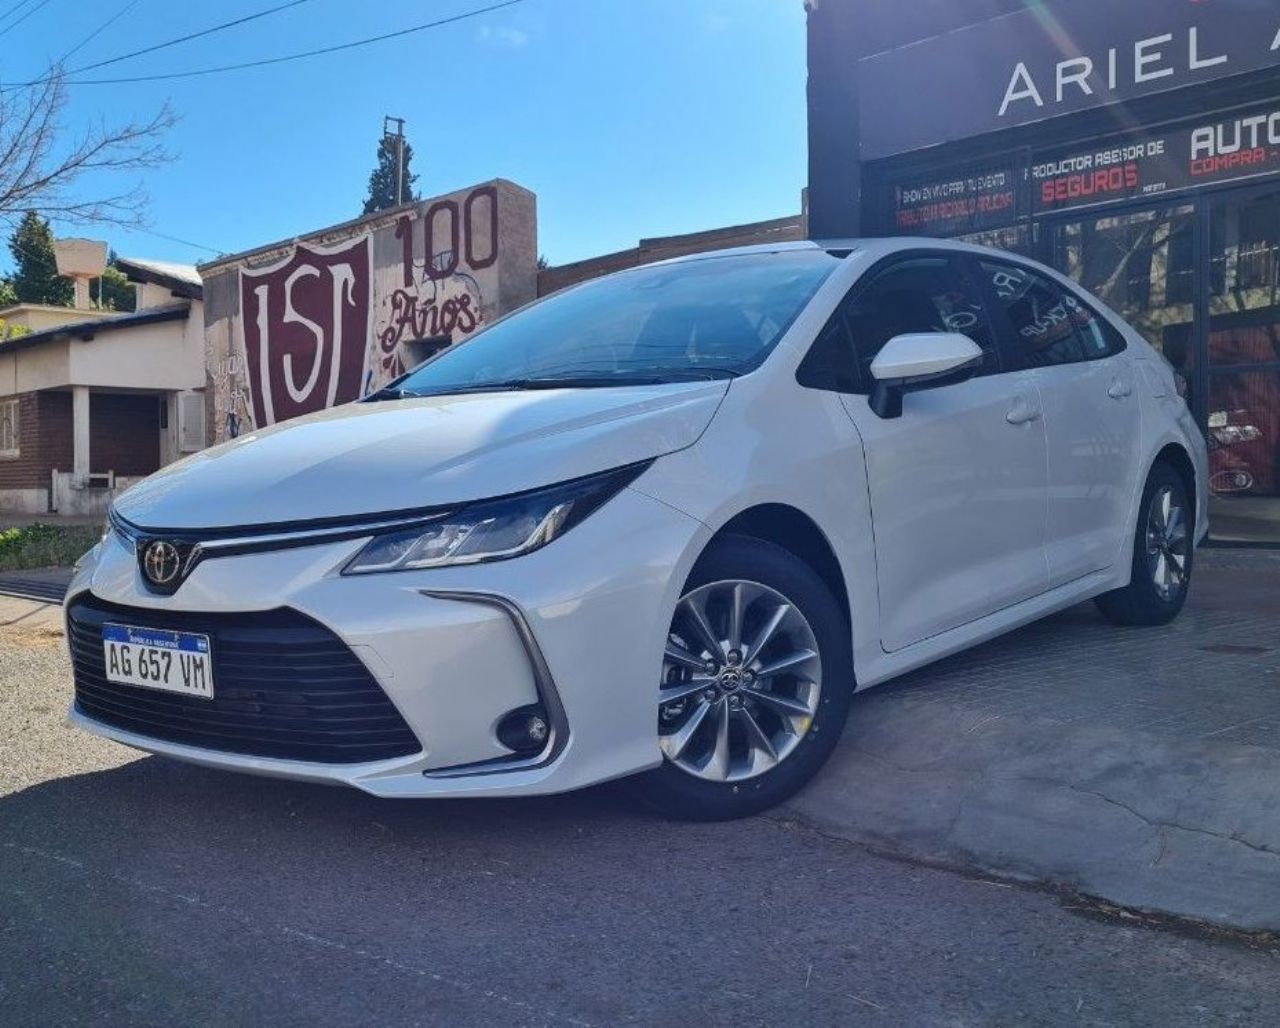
[496,705,551,754]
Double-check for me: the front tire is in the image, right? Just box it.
[1095,461,1194,627]
[632,535,854,821]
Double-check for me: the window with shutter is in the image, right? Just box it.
[178,393,206,453]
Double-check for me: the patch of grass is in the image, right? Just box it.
[0,522,103,572]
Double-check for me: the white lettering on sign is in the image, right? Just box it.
[1189,27,1228,70]
[1134,33,1175,83]
[1190,110,1280,160]
[1056,57,1093,102]
[998,23,1280,119]
[998,62,1045,117]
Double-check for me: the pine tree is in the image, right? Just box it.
[362,134,419,215]
[8,213,72,306]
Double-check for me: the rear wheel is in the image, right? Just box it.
[632,535,853,821]
[1095,461,1193,626]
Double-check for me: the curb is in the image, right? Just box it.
[782,698,1280,933]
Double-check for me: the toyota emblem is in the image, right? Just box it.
[142,540,182,587]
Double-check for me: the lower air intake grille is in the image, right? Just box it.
[67,596,421,764]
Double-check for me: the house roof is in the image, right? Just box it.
[116,257,202,300]
[0,303,191,354]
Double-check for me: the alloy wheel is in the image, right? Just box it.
[659,580,822,783]
[1145,485,1189,602]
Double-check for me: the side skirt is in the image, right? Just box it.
[854,569,1120,691]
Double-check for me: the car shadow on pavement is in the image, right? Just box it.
[2,753,656,864]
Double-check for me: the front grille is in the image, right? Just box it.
[67,596,421,764]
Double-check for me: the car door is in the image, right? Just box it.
[975,258,1141,587]
[823,252,1049,653]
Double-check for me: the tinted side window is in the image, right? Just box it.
[980,260,1123,368]
[841,257,997,393]
[1073,295,1128,357]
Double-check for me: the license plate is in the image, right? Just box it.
[102,623,214,699]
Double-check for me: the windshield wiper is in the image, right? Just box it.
[363,386,425,402]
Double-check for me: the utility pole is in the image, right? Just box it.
[383,116,406,207]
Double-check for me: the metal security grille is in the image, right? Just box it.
[68,596,421,764]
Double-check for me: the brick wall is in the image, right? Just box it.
[0,389,159,493]
[0,393,54,491]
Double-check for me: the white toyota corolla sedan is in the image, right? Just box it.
[66,239,1207,819]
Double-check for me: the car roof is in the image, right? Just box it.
[653,236,1025,266]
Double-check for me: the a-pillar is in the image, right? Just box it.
[72,385,90,486]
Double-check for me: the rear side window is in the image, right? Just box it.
[799,255,999,394]
[979,260,1125,369]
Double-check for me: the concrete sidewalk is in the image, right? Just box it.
[784,549,1280,933]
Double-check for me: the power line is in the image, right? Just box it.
[0,0,317,91]
[129,227,223,256]
[0,0,37,30]
[60,0,142,65]
[67,0,527,85]
[0,0,51,39]
[70,0,316,77]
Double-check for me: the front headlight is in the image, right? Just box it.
[342,462,650,575]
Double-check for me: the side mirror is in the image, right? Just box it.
[868,333,984,419]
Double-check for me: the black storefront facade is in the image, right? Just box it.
[807,0,1280,544]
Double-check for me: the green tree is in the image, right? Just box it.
[361,134,419,215]
[93,249,136,312]
[0,278,15,308]
[7,212,71,306]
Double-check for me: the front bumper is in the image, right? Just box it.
[66,485,710,798]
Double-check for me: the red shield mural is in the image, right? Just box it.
[239,238,372,427]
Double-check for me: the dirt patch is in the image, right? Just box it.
[0,597,65,647]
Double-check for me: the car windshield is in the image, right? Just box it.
[382,249,843,396]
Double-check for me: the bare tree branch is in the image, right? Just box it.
[0,64,175,230]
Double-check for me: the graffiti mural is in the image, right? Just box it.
[201,179,537,443]
[369,188,498,385]
[240,237,373,427]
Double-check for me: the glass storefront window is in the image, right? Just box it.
[1208,190,1280,543]
[953,224,1034,257]
[1047,206,1198,388]
[1206,371,1280,542]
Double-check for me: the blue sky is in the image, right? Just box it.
[0,0,807,270]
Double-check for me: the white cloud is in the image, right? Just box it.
[479,24,530,49]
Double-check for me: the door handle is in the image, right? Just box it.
[1107,379,1133,399]
[1005,399,1041,425]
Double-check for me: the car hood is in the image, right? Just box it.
[114,381,728,530]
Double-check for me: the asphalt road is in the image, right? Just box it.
[4,632,1280,1027]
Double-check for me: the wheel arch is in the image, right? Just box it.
[701,504,852,627]
[1150,442,1198,525]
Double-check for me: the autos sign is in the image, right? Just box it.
[857,0,1280,160]
[1032,101,1280,214]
